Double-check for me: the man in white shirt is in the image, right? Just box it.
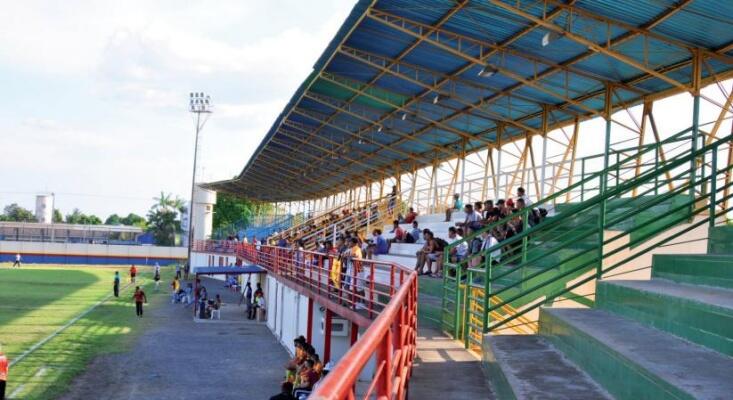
[517,187,533,207]
[447,227,468,262]
[456,204,483,235]
[12,253,21,268]
[480,230,502,264]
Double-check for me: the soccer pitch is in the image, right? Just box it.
[0,264,169,399]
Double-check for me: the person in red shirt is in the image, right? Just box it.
[0,343,7,400]
[403,207,418,224]
[132,286,147,317]
[388,220,405,252]
[130,265,137,283]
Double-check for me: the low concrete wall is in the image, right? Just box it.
[0,240,187,265]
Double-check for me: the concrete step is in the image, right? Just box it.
[651,253,733,289]
[708,226,733,255]
[483,335,612,400]
[382,221,457,239]
[373,253,416,269]
[388,242,422,256]
[416,212,465,224]
[597,279,733,356]
[541,307,733,400]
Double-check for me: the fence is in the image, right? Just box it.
[193,240,418,400]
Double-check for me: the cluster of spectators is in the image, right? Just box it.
[271,336,328,400]
[411,187,546,277]
[269,202,383,251]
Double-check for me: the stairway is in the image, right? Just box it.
[483,225,733,399]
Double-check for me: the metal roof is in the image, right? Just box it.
[207,0,733,202]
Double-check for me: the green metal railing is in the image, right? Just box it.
[441,128,733,347]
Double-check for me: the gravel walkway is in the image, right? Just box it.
[59,278,289,400]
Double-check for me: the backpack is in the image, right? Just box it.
[404,232,416,243]
[434,237,449,252]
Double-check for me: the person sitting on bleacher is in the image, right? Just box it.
[407,221,421,244]
[482,200,495,220]
[444,193,463,222]
[366,229,389,259]
[421,231,448,278]
[402,207,418,224]
[387,220,405,251]
[447,227,468,263]
[517,187,533,207]
[414,229,431,272]
[456,203,483,235]
[480,229,502,265]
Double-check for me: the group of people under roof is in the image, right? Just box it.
[265,198,387,250]
[270,336,329,400]
[392,187,546,278]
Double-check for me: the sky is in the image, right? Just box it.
[1,1,731,221]
[0,0,355,219]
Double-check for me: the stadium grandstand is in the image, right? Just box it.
[195,1,733,399]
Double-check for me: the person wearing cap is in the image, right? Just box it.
[0,343,8,400]
[444,193,463,222]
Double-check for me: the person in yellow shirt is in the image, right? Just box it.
[171,277,181,303]
[346,237,367,310]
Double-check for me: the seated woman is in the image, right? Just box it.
[294,359,320,393]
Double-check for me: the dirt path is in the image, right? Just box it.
[59,278,289,400]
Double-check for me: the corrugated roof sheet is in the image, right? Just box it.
[206,0,733,201]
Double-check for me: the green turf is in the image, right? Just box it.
[417,276,445,328]
[0,264,173,400]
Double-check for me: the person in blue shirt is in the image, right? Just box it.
[445,193,463,222]
[367,229,389,259]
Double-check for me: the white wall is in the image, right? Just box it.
[263,275,373,377]
[0,240,187,264]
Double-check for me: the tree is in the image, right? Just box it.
[53,209,63,223]
[65,209,102,225]
[121,213,147,229]
[2,203,36,222]
[105,214,122,225]
[146,192,182,246]
[213,193,254,231]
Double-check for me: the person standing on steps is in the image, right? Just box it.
[0,343,8,400]
[12,253,21,268]
[129,265,137,283]
[132,286,147,317]
[113,271,120,297]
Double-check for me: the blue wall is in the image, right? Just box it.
[0,252,180,265]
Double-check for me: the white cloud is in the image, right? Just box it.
[0,1,355,217]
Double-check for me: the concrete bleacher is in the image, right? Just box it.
[374,211,466,270]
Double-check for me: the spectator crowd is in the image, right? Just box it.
[270,336,329,400]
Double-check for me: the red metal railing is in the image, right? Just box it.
[193,240,238,254]
[195,240,418,399]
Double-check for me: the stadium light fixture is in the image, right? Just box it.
[186,91,213,268]
[477,65,498,78]
[542,31,562,47]
[401,112,407,121]
[432,94,440,104]
[377,125,383,133]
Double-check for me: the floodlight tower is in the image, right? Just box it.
[187,92,213,267]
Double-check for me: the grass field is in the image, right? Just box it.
[0,264,173,400]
